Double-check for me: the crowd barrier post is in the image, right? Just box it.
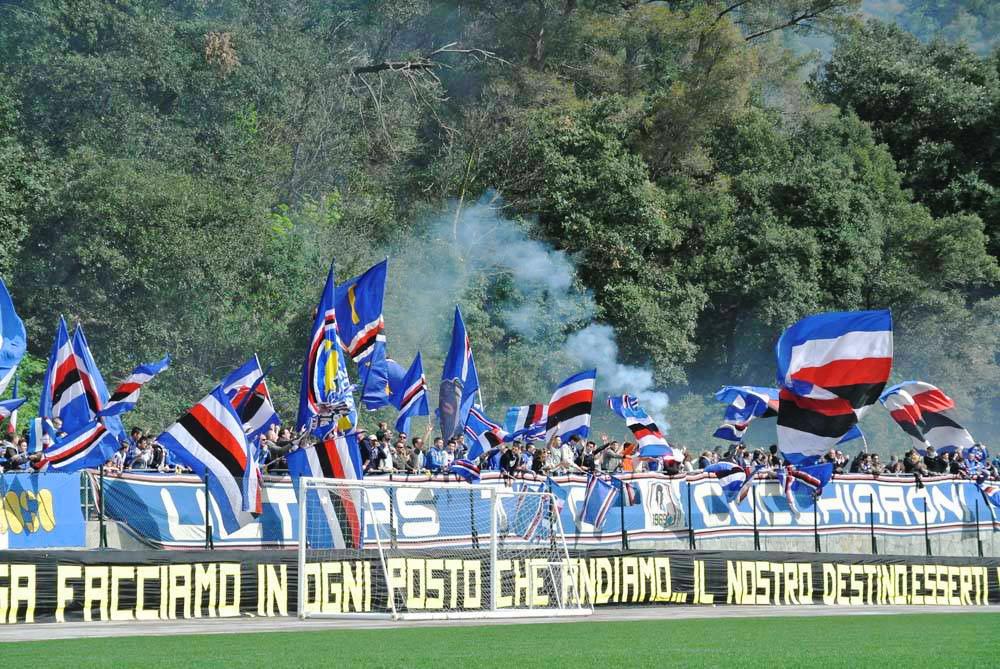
[619,482,628,551]
[547,478,557,551]
[470,486,479,550]
[204,473,213,550]
[686,477,695,550]
[813,501,821,552]
[389,473,398,549]
[869,493,877,555]
[98,466,107,549]
[751,481,760,551]
[976,499,983,558]
[922,495,931,557]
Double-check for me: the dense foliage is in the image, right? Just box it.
[0,0,996,448]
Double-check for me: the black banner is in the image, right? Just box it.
[1,549,998,623]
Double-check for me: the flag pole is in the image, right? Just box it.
[869,493,877,555]
[98,465,107,549]
[204,473,213,550]
[619,479,628,552]
[751,480,760,551]
[923,494,931,556]
[686,475,695,550]
[813,497,821,552]
[975,499,983,558]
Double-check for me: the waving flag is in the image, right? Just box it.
[879,381,975,453]
[287,433,364,548]
[336,259,390,410]
[439,307,480,440]
[98,356,171,417]
[976,476,1000,509]
[450,458,481,483]
[297,263,356,435]
[71,325,127,444]
[465,405,506,460]
[27,416,56,455]
[0,279,26,397]
[0,397,26,422]
[37,419,119,473]
[705,462,752,504]
[504,404,548,441]
[776,310,892,465]
[607,394,677,460]
[159,386,257,533]
[545,369,596,445]
[222,355,281,442]
[580,474,618,530]
[387,353,429,434]
[715,386,779,421]
[776,463,833,513]
[39,317,92,432]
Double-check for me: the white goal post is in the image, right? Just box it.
[296,477,593,620]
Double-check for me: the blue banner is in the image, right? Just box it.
[0,472,85,548]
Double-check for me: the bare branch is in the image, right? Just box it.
[350,42,508,76]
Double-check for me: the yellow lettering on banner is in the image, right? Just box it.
[638,558,654,602]
[193,563,216,618]
[693,560,714,604]
[783,564,798,605]
[595,559,614,606]
[344,562,364,613]
[83,566,109,622]
[754,562,770,605]
[8,564,36,623]
[135,566,160,620]
[110,566,135,621]
[444,560,462,610]
[364,561,372,612]
[575,559,594,605]
[848,566,863,606]
[958,568,971,606]
[822,564,836,606]
[800,564,813,603]
[531,560,549,607]
[621,558,639,603]
[425,559,444,610]
[727,561,743,605]
[463,561,481,609]
[169,565,192,620]
[386,558,406,607]
[256,564,265,616]
[301,563,320,615]
[406,559,426,610]
[56,565,80,623]
[265,565,287,617]
[0,564,7,621]
[19,491,39,532]
[495,559,512,609]
[3,492,23,534]
[218,563,240,617]
[653,558,672,602]
[911,566,924,605]
[321,562,341,613]
[159,566,169,620]
[513,560,531,607]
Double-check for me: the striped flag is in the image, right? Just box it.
[286,434,364,549]
[976,476,1000,508]
[705,462,752,504]
[98,356,171,417]
[607,394,677,460]
[36,420,119,473]
[776,310,892,465]
[0,278,26,397]
[222,355,281,443]
[0,397,24,425]
[387,353,429,434]
[580,474,618,530]
[465,405,506,460]
[71,324,128,446]
[775,463,833,513]
[5,375,20,436]
[545,369,596,445]
[449,458,480,483]
[504,404,548,441]
[158,387,258,533]
[879,381,975,453]
[335,259,390,410]
[714,386,779,422]
[39,317,92,432]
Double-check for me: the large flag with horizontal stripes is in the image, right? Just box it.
[607,394,678,460]
[36,419,119,473]
[439,306,480,440]
[545,369,596,445]
[387,353,429,434]
[879,381,975,453]
[98,356,170,417]
[705,462,752,505]
[39,317,92,433]
[297,263,356,435]
[713,386,778,443]
[222,355,281,443]
[158,386,258,533]
[0,278,26,397]
[776,310,892,465]
[504,403,548,442]
[335,259,390,410]
[286,433,364,549]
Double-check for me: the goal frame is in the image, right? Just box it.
[296,477,593,621]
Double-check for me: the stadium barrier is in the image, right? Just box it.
[0,548,997,623]
[91,471,1000,557]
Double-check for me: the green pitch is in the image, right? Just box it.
[10,613,998,668]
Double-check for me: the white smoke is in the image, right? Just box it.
[565,324,671,429]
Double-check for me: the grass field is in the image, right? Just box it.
[10,614,999,668]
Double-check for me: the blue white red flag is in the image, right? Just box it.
[504,404,548,441]
[5,375,19,437]
[713,422,748,442]
[465,405,506,460]
[297,263,356,435]
[546,476,570,513]
[158,386,259,532]
[335,259,390,410]
[37,419,119,473]
[611,475,641,506]
[286,433,364,548]
[0,278,26,397]
[715,386,778,422]
[71,325,127,443]
[705,462,751,504]
[0,397,25,422]
[222,355,281,443]
[99,356,171,417]
[450,458,480,483]
[439,307,480,440]
[27,416,56,455]
[880,381,975,453]
[607,393,677,460]
[580,474,618,530]
[545,370,596,444]
[776,310,892,465]
[775,462,833,513]
[977,477,1000,509]
[387,353,429,434]
[39,317,93,433]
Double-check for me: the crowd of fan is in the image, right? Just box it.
[1,418,995,482]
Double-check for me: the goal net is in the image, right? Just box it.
[297,478,591,620]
